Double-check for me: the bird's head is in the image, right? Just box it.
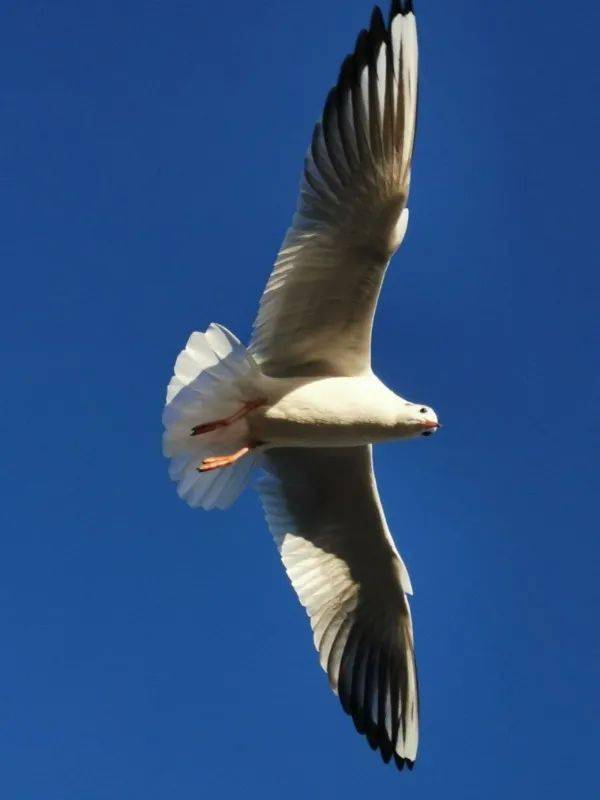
[395,402,441,440]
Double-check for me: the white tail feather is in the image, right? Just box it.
[162,324,259,510]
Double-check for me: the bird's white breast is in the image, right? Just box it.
[247,373,403,448]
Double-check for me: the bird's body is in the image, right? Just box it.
[163,0,439,771]
[244,373,437,448]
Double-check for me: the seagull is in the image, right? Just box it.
[163,0,439,771]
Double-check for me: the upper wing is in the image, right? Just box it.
[258,446,419,769]
[251,2,419,378]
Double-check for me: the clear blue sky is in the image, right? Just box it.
[1,1,598,797]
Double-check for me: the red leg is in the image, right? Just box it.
[191,399,266,437]
[197,446,253,473]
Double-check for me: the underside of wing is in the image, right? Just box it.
[258,445,419,769]
[251,1,419,378]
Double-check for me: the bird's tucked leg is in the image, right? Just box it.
[197,446,256,473]
[191,399,267,437]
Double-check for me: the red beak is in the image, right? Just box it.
[421,420,441,430]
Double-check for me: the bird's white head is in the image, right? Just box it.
[395,402,441,440]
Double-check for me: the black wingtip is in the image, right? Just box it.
[390,0,414,21]
[393,754,416,772]
[354,28,370,65]
[337,53,355,92]
[370,6,386,38]
[322,88,337,138]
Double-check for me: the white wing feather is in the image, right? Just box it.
[251,5,418,378]
[258,445,419,768]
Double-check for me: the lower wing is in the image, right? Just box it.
[258,445,419,769]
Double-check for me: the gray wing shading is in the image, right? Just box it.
[251,2,419,378]
[258,445,419,769]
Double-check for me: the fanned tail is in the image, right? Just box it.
[162,324,259,510]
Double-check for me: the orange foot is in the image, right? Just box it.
[197,447,252,473]
[191,399,267,437]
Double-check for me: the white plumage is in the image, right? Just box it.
[162,325,260,510]
[163,1,439,771]
[259,447,419,764]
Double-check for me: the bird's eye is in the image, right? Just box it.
[420,407,427,414]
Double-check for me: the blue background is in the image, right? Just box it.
[1,1,598,797]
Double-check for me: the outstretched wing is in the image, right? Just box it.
[251,2,419,378]
[258,446,419,769]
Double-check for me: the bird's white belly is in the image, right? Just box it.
[247,374,399,448]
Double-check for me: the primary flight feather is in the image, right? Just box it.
[163,0,439,770]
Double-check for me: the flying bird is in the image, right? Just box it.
[163,0,439,770]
